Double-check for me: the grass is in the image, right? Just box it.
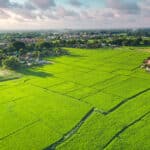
[0,46,150,150]
[105,114,150,150]
[57,89,150,150]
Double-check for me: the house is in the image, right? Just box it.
[142,57,150,71]
[146,59,150,65]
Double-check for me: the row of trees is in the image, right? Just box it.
[53,37,150,48]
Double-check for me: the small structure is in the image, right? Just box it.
[19,52,50,66]
[142,57,150,71]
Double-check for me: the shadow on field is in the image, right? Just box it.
[69,54,87,58]
[17,68,53,78]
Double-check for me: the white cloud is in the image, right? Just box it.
[0,0,149,29]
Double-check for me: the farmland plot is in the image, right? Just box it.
[0,47,150,150]
[57,89,150,150]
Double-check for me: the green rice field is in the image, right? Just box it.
[0,47,150,150]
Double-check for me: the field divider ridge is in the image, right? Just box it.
[44,108,95,150]
[0,96,27,105]
[105,88,150,115]
[103,111,150,149]
[0,119,40,141]
[29,83,99,109]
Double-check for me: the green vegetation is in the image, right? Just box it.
[0,47,150,150]
[0,40,68,72]
[2,56,20,70]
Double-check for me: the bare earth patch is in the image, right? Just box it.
[0,69,21,81]
[0,69,11,76]
[138,48,150,53]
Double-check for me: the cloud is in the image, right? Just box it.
[10,0,57,20]
[69,0,83,7]
[106,0,140,14]
[0,9,10,18]
[0,0,22,9]
[139,0,150,17]
[56,6,79,17]
[102,11,115,18]
[0,0,149,29]
[30,0,56,10]
[0,0,10,8]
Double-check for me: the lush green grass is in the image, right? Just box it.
[0,47,150,150]
[105,114,150,150]
[57,89,150,150]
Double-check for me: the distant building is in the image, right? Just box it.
[142,57,150,71]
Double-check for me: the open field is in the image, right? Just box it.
[0,47,150,150]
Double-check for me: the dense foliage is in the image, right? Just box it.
[0,40,67,70]
[2,56,20,70]
[0,29,150,49]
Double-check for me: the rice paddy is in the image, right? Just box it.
[0,47,150,150]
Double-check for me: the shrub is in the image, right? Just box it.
[12,41,26,50]
[54,48,69,56]
[2,56,20,70]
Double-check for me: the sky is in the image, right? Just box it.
[0,0,149,30]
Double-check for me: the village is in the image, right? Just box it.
[0,29,150,70]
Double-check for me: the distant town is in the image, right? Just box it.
[0,29,150,70]
[0,28,150,48]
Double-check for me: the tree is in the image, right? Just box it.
[38,42,52,49]
[33,51,41,60]
[2,56,20,70]
[12,41,26,50]
[12,41,26,57]
[0,50,5,65]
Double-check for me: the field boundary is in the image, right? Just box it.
[0,119,40,141]
[103,111,150,149]
[105,88,150,115]
[0,96,25,105]
[44,108,95,150]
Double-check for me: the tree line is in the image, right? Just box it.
[0,41,67,70]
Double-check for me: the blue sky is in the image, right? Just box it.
[0,0,149,30]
